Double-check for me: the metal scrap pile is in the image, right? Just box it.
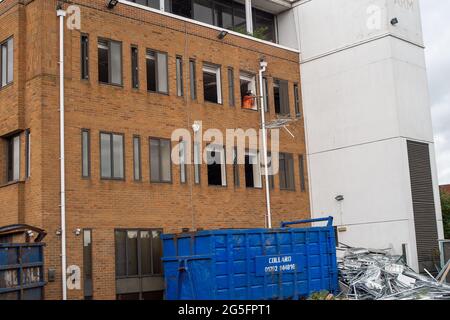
[337,247,450,300]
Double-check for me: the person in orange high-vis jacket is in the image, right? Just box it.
[242,90,256,109]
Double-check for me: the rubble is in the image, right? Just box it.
[337,246,450,300]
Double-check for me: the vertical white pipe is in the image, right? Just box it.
[245,0,253,34]
[259,62,272,228]
[57,8,67,301]
[160,0,165,11]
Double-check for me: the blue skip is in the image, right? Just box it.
[162,217,338,300]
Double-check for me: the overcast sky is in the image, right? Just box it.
[420,0,450,185]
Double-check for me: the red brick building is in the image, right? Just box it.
[0,0,309,300]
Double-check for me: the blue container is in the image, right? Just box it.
[162,217,338,300]
[0,243,46,300]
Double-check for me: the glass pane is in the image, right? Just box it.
[157,52,168,93]
[180,141,186,184]
[228,69,234,106]
[147,51,156,91]
[115,231,126,277]
[150,139,160,181]
[100,133,112,178]
[1,44,6,86]
[140,231,152,275]
[83,230,92,279]
[233,7,246,30]
[113,134,124,179]
[279,153,287,189]
[82,131,89,177]
[148,0,159,9]
[214,4,233,29]
[193,0,213,25]
[127,231,138,276]
[98,41,109,83]
[131,47,139,88]
[254,12,275,42]
[176,57,183,96]
[152,230,162,275]
[190,60,197,100]
[110,41,122,85]
[13,136,20,181]
[263,78,268,112]
[274,81,281,114]
[7,38,13,83]
[133,137,141,180]
[160,139,171,182]
[171,0,192,18]
[194,142,201,184]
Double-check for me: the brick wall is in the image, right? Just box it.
[0,0,311,300]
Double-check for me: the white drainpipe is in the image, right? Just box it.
[57,7,67,301]
[259,60,271,228]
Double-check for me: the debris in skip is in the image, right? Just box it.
[337,246,450,300]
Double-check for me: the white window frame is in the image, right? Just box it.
[203,64,222,104]
[240,72,257,110]
[246,150,262,188]
[206,144,227,187]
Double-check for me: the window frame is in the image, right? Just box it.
[83,229,93,300]
[240,71,257,111]
[206,143,227,187]
[279,152,296,191]
[273,78,290,116]
[202,62,222,105]
[6,133,20,183]
[0,36,14,88]
[99,131,125,180]
[294,83,301,117]
[114,228,164,279]
[133,135,142,182]
[244,149,262,189]
[299,154,306,192]
[25,129,31,179]
[146,49,169,95]
[189,59,197,100]
[97,38,123,86]
[228,67,235,107]
[81,129,91,179]
[179,139,187,184]
[176,55,184,97]
[149,137,173,184]
[193,141,201,185]
[131,45,139,89]
[81,34,89,80]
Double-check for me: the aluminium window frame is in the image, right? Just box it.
[239,70,258,111]
[81,129,91,179]
[146,49,169,95]
[244,149,262,189]
[149,137,173,184]
[279,152,296,191]
[205,143,227,187]
[0,36,14,88]
[227,67,235,107]
[81,34,90,80]
[25,129,31,179]
[176,55,184,97]
[189,58,197,100]
[131,45,139,89]
[99,131,126,180]
[6,133,20,183]
[133,135,142,182]
[97,38,123,86]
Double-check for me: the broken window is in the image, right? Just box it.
[245,151,262,188]
[97,39,122,85]
[1,37,13,87]
[150,138,172,183]
[240,72,257,110]
[279,152,295,190]
[207,145,226,186]
[147,50,168,94]
[274,79,290,116]
[203,64,222,104]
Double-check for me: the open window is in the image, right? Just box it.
[6,134,20,182]
[147,50,168,94]
[98,39,122,86]
[206,145,226,186]
[203,64,222,104]
[274,79,290,116]
[245,151,262,188]
[240,72,257,110]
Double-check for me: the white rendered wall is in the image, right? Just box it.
[277,0,443,270]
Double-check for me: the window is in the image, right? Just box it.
[279,153,295,191]
[81,35,89,80]
[194,141,201,184]
[179,140,187,184]
[131,46,139,89]
[7,134,20,182]
[299,154,306,192]
[206,145,226,186]
[245,151,262,188]
[150,138,172,183]
[240,72,257,110]
[82,129,90,178]
[83,229,93,300]
[274,79,290,116]
[228,68,235,107]
[203,64,222,104]
[25,129,31,179]
[193,0,213,24]
[133,136,142,181]
[176,56,183,97]
[253,9,276,42]
[98,39,122,85]
[131,0,159,9]
[294,84,301,117]
[214,2,233,29]
[100,132,124,179]
[146,50,168,94]
[267,152,275,190]
[115,229,162,277]
[262,77,269,112]
[233,147,239,187]
[170,0,192,18]
[189,59,197,100]
[1,37,13,88]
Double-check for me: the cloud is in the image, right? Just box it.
[420,0,450,184]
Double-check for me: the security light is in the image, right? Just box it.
[107,0,119,9]
[335,195,344,202]
[391,18,399,25]
[217,30,229,40]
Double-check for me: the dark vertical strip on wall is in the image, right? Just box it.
[407,140,439,271]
